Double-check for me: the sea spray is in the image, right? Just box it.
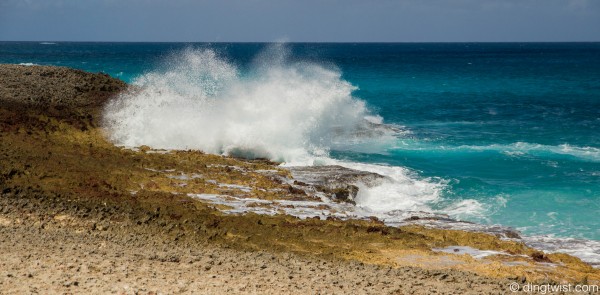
[103,46,369,162]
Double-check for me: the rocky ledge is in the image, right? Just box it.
[0,64,126,108]
[287,165,386,204]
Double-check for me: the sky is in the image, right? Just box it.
[1,0,599,42]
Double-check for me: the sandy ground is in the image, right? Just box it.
[0,211,511,295]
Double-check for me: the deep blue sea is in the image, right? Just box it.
[1,42,599,246]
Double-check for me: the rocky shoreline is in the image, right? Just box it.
[1,64,599,294]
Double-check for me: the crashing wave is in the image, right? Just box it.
[103,45,372,163]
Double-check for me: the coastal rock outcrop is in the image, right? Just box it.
[0,64,127,109]
[0,64,128,132]
[286,165,387,204]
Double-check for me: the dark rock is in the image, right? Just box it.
[287,185,306,195]
[530,251,552,263]
[502,229,522,239]
[329,185,359,204]
[285,165,387,204]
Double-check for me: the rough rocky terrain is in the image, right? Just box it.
[1,64,598,294]
[0,206,512,295]
[0,64,126,108]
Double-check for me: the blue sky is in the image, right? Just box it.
[1,0,599,42]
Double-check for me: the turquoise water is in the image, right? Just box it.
[2,42,599,241]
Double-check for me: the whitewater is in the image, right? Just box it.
[105,46,366,162]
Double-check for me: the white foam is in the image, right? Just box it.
[218,183,252,192]
[189,193,355,219]
[432,246,508,259]
[364,115,383,124]
[342,162,444,212]
[282,158,487,221]
[442,199,487,219]
[18,62,38,66]
[522,235,600,268]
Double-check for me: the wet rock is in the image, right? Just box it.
[329,185,359,204]
[285,165,386,204]
[502,229,522,239]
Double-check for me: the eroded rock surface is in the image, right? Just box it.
[0,64,126,108]
[287,165,386,204]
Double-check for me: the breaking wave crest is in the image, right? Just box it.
[392,141,600,162]
[454,142,600,162]
[103,45,371,163]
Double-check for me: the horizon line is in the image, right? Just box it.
[1,40,600,44]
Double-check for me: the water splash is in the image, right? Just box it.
[103,45,369,163]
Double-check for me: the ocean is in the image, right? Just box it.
[1,42,599,264]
